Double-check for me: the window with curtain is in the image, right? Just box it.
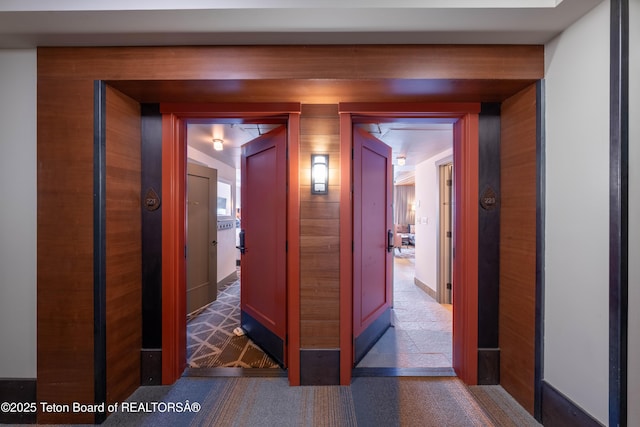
[394,184,415,225]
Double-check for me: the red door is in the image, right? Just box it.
[240,126,287,367]
[353,126,393,364]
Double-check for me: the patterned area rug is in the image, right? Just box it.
[394,245,415,259]
[187,278,279,369]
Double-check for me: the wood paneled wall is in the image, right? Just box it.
[499,83,537,414]
[35,45,544,417]
[299,105,341,348]
[105,87,142,405]
[37,78,95,424]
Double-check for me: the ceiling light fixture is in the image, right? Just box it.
[212,138,224,151]
[397,156,406,166]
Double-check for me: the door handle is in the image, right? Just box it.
[387,229,394,252]
[211,240,218,247]
[237,230,246,254]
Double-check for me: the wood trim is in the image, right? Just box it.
[414,277,437,300]
[341,102,481,117]
[452,113,480,385]
[287,112,301,385]
[338,103,480,386]
[161,112,187,384]
[609,1,629,426]
[160,103,301,386]
[534,80,546,421]
[38,45,544,81]
[161,102,302,116]
[339,112,353,385]
[93,80,108,424]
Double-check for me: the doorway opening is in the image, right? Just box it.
[160,104,302,385]
[352,122,455,373]
[184,122,285,371]
[338,103,480,386]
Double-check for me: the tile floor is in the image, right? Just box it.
[187,275,279,369]
[188,249,452,371]
[356,251,453,368]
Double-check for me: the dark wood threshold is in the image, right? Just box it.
[183,367,287,378]
[352,367,456,377]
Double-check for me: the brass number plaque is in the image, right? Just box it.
[144,188,161,211]
[480,187,498,211]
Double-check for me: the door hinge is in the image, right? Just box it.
[446,282,452,290]
[446,231,452,238]
[184,245,188,258]
[446,179,453,186]
[352,241,354,252]
[352,147,354,160]
[286,240,288,252]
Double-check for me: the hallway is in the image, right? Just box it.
[357,250,453,370]
[186,271,279,369]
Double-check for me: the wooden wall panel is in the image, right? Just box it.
[105,87,142,405]
[37,46,543,81]
[299,104,341,348]
[35,45,545,412]
[500,83,537,414]
[36,78,95,424]
[37,46,543,105]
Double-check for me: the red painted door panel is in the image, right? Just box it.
[240,126,287,366]
[353,127,393,362]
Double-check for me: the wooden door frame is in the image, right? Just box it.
[159,103,301,385]
[339,102,480,385]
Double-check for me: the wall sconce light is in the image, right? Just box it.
[212,138,224,151]
[311,154,329,195]
[397,156,406,166]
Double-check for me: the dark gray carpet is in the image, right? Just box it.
[351,377,493,426]
[99,376,540,427]
[468,385,542,427]
[105,377,356,427]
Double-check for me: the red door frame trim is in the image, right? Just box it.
[159,103,301,385]
[338,102,480,385]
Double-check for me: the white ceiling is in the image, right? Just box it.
[187,123,281,170]
[188,122,451,185]
[0,0,603,48]
[357,123,453,185]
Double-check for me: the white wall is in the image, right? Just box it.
[187,147,238,282]
[544,1,610,424]
[628,1,640,425]
[0,49,37,378]
[413,148,452,295]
